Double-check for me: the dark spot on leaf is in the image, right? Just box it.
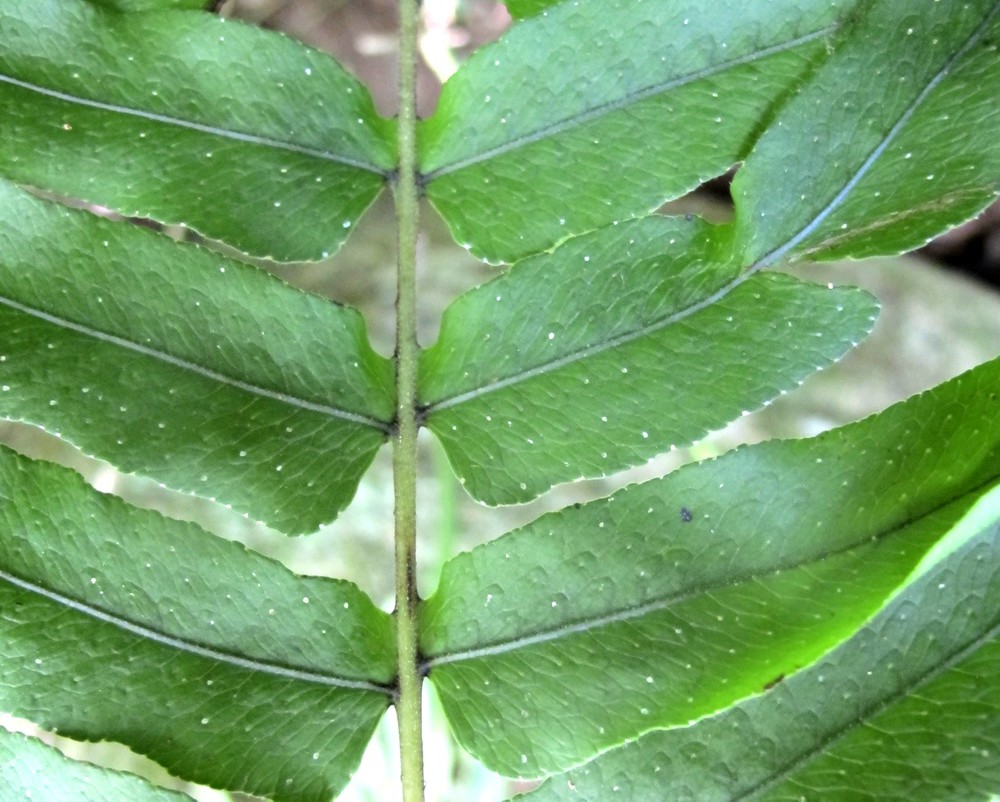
[763,673,785,691]
[680,507,693,523]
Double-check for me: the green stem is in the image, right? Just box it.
[393,1,424,801]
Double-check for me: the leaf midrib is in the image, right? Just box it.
[420,481,999,670]
[419,25,836,181]
[0,293,393,433]
[0,73,391,177]
[419,268,747,415]
[0,566,395,695]
[748,0,1000,270]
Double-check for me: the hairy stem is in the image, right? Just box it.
[393,0,424,800]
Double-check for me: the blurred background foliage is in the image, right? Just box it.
[1,1,999,800]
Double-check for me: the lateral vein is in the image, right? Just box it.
[736,610,1000,800]
[420,492,1000,669]
[750,0,1000,270]
[0,73,389,177]
[421,26,835,182]
[0,567,393,695]
[421,269,746,415]
[0,294,392,433]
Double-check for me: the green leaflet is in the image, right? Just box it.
[0,0,395,261]
[0,179,394,534]
[420,357,1000,777]
[0,729,192,802]
[0,445,395,802]
[419,0,853,264]
[524,486,1000,801]
[733,0,1000,267]
[419,216,877,506]
[503,0,560,18]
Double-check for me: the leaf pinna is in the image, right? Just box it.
[0,0,998,799]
